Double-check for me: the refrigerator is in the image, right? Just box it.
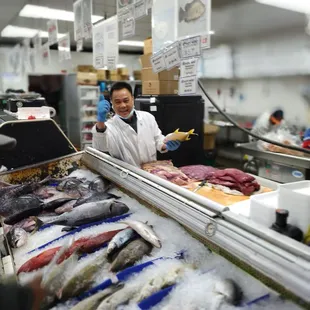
[135,95,204,167]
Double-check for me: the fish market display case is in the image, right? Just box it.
[0,148,309,308]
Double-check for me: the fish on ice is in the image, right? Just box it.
[213,278,243,306]
[121,220,162,248]
[74,191,121,207]
[43,198,76,212]
[164,129,198,143]
[179,0,206,23]
[88,176,112,192]
[54,200,78,215]
[6,227,28,248]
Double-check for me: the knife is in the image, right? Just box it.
[193,179,208,193]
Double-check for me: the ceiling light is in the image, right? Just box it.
[118,40,144,47]
[1,25,66,38]
[256,0,310,14]
[19,4,103,23]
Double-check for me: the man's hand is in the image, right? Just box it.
[165,140,181,152]
[97,95,111,126]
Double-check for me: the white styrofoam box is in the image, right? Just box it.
[278,181,310,234]
[250,191,279,228]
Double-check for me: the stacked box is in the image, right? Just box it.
[76,65,98,85]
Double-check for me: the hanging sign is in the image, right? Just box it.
[77,39,83,52]
[104,16,119,70]
[23,38,30,72]
[74,0,83,41]
[47,19,59,46]
[151,52,166,73]
[179,76,197,95]
[122,5,135,38]
[32,33,42,55]
[179,35,201,59]
[135,0,146,20]
[117,0,134,20]
[92,21,105,68]
[29,49,36,72]
[41,42,50,66]
[9,44,21,74]
[180,58,198,77]
[58,33,71,62]
[163,42,181,70]
[82,0,93,39]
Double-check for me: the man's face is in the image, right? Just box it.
[111,88,134,118]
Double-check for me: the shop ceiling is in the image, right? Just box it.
[0,0,307,52]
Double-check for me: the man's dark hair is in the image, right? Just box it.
[110,82,133,98]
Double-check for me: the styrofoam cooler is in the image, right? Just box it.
[278,181,310,234]
[250,191,279,228]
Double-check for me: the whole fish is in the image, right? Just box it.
[6,227,28,248]
[1,194,44,220]
[74,191,120,207]
[71,284,124,310]
[55,200,77,215]
[179,0,206,23]
[164,128,197,142]
[213,278,243,306]
[110,238,153,272]
[43,198,76,212]
[37,200,129,229]
[17,229,122,274]
[56,178,89,197]
[107,228,137,261]
[121,220,161,248]
[59,250,109,300]
[0,184,19,196]
[88,176,111,192]
[4,217,37,234]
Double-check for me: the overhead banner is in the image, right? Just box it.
[41,42,51,66]
[47,19,59,46]
[74,0,83,41]
[92,21,105,68]
[82,0,93,39]
[58,33,71,62]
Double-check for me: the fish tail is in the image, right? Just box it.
[179,7,185,22]
[185,129,198,140]
[39,175,52,185]
[29,216,44,233]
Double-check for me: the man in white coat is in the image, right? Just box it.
[92,82,180,167]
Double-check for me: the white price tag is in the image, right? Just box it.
[180,58,198,77]
[179,36,201,59]
[150,105,157,112]
[179,76,197,95]
[135,0,146,19]
[151,53,166,73]
[47,20,58,46]
[107,56,117,70]
[150,97,156,103]
[163,44,180,70]
[201,34,210,50]
[122,18,135,38]
[82,0,93,39]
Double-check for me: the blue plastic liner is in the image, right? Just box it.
[138,284,176,310]
[27,213,131,254]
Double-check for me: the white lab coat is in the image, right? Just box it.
[92,111,166,167]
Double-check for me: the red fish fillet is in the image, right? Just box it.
[17,229,122,274]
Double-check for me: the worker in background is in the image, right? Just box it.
[0,134,46,310]
[251,109,284,139]
[92,82,180,167]
[302,128,310,149]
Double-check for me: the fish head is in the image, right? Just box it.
[8,228,28,248]
[110,201,130,215]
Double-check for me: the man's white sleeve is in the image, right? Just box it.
[151,116,167,153]
[91,125,109,152]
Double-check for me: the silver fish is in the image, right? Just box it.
[88,176,111,192]
[179,0,206,23]
[213,278,243,306]
[107,227,137,260]
[110,238,153,272]
[54,200,77,215]
[121,220,161,248]
[6,227,28,248]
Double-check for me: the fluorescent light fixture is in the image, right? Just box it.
[256,0,310,14]
[19,4,103,23]
[1,25,66,38]
[118,40,144,47]
[209,30,215,35]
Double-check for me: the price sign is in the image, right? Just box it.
[151,52,166,73]
[122,18,135,38]
[179,76,197,95]
[163,43,180,70]
[135,0,146,19]
[180,58,198,77]
[47,20,58,46]
[179,35,201,59]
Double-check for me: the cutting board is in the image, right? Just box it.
[185,182,273,207]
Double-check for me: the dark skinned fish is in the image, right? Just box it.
[88,176,111,192]
[0,194,44,218]
[179,0,206,23]
[36,200,129,229]
[74,191,121,207]
[110,238,153,272]
[43,198,76,212]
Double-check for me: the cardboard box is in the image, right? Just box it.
[110,74,122,81]
[140,54,152,68]
[133,70,142,80]
[203,124,220,150]
[117,67,129,75]
[77,65,97,73]
[142,80,179,95]
[77,72,98,86]
[141,68,179,81]
[144,38,152,55]
[97,69,107,80]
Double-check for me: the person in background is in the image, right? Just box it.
[251,109,284,139]
[0,134,46,310]
[302,128,310,149]
[92,82,180,167]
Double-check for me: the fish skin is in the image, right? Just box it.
[88,176,111,192]
[107,227,137,260]
[165,128,197,142]
[179,0,206,23]
[1,194,44,219]
[56,178,83,191]
[214,278,243,306]
[110,238,153,272]
[4,217,37,234]
[43,198,76,211]
[121,220,162,248]
[74,191,121,207]
[0,184,19,196]
[71,284,124,310]
[41,200,129,228]
[54,200,77,215]
[17,229,122,274]
[6,227,28,248]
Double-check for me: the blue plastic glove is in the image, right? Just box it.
[97,95,111,122]
[166,140,181,152]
